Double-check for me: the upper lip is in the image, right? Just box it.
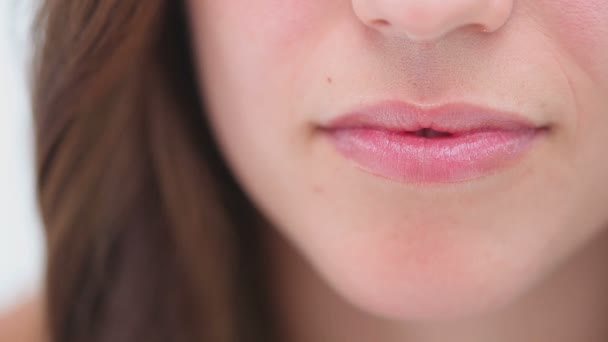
[323,100,542,134]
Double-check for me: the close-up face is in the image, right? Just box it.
[187,0,608,321]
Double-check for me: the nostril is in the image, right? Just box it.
[370,18,390,27]
[472,23,491,33]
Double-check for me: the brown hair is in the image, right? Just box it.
[32,1,278,341]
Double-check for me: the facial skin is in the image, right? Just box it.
[187,0,608,336]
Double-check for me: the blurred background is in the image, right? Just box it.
[0,0,44,313]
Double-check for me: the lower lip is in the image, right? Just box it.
[325,127,540,184]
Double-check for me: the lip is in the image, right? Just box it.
[321,101,547,184]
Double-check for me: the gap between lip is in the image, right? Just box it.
[411,128,453,138]
[323,125,547,138]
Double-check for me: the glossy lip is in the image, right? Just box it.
[321,101,548,184]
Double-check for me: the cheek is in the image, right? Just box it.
[555,0,608,40]
[543,0,608,77]
[193,0,330,101]
[189,1,335,189]
[192,0,342,151]
[204,0,331,50]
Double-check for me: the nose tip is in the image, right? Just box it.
[352,0,514,41]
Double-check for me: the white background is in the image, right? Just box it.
[0,0,44,312]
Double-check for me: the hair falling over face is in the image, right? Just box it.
[32,1,278,341]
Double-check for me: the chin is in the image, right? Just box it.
[303,218,550,322]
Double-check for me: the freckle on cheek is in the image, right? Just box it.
[312,185,325,195]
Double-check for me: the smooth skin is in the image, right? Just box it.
[187,0,608,341]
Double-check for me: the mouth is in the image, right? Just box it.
[320,101,550,184]
[409,128,454,138]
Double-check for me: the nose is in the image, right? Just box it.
[352,0,514,41]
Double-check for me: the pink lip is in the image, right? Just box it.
[322,101,546,184]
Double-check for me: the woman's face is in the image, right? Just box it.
[187,0,608,320]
